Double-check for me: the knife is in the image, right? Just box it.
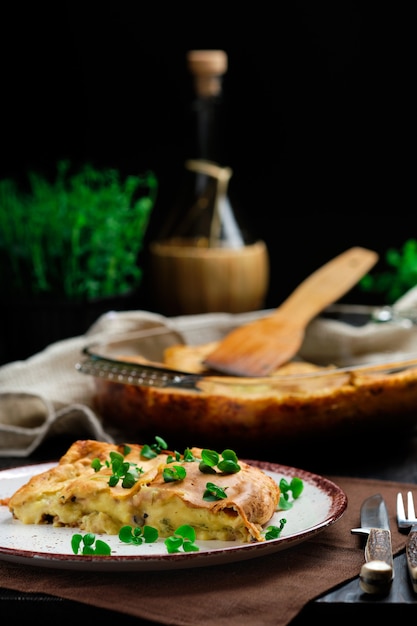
[351,493,394,594]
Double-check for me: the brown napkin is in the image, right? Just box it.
[0,476,411,626]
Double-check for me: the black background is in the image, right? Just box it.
[0,2,414,312]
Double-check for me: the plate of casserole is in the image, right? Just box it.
[0,450,346,571]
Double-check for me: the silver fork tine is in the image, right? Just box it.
[397,492,406,527]
[408,491,416,520]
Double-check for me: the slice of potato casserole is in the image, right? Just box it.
[7,439,280,543]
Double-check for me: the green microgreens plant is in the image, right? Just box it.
[71,532,112,556]
[278,477,304,511]
[263,520,287,540]
[119,525,159,545]
[0,160,157,300]
[198,449,241,474]
[259,477,304,539]
[202,482,228,501]
[167,448,195,463]
[91,448,143,489]
[359,239,417,304]
[71,524,198,556]
[162,464,187,482]
[164,525,199,554]
[140,436,169,459]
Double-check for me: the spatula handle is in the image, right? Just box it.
[276,247,379,325]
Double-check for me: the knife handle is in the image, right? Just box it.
[406,531,417,593]
[365,528,393,568]
[360,529,394,595]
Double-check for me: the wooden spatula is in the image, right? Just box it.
[203,246,379,377]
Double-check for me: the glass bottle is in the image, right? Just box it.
[149,49,269,316]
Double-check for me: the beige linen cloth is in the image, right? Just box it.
[2,288,417,457]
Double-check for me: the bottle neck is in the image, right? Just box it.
[186,49,228,167]
[190,92,225,166]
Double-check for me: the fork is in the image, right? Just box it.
[397,491,417,592]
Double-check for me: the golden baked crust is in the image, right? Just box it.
[7,439,280,542]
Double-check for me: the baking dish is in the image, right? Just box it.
[76,306,417,459]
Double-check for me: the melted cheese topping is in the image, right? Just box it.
[8,440,280,542]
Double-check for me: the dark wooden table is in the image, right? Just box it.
[1,429,417,623]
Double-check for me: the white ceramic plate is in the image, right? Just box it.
[0,460,347,571]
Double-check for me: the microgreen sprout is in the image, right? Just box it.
[203,482,228,501]
[278,477,304,510]
[164,525,199,553]
[119,525,159,545]
[199,449,241,475]
[167,451,182,463]
[141,436,168,459]
[91,457,103,472]
[91,450,143,489]
[263,519,287,540]
[167,448,195,464]
[163,465,187,482]
[183,448,195,462]
[71,533,112,556]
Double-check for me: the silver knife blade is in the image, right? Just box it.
[351,493,394,594]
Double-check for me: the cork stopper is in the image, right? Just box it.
[186,50,228,98]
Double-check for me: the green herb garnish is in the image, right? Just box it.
[278,477,304,511]
[167,451,182,463]
[199,448,241,474]
[71,533,112,556]
[141,436,168,459]
[119,525,159,545]
[164,525,199,553]
[183,448,195,462]
[261,477,304,540]
[163,465,187,482]
[203,482,228,501]
[263,519,287,540]
[166,448,196,464]
[91,450,143,489]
